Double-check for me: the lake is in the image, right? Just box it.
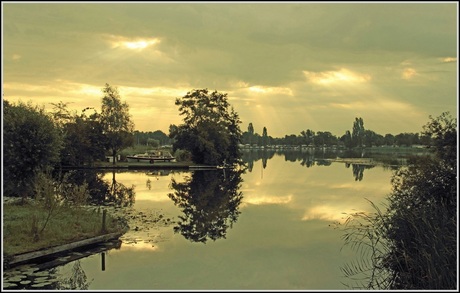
[4,149,403,290]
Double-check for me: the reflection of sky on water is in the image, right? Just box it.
[103,170,190,207]
[241,155,392,223]
[73,157,393,290]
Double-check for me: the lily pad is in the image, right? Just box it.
[2,282,16,288]
[32,271,50,277]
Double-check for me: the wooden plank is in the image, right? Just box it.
[33,240,122,271]
[9,232,124,265]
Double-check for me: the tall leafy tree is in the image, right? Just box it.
[248,122,254,145]
[352,117,365,147]
[262,127,268,147]
[62,111,106,167]
[341,130,353,148]
[422,111,457,164]
[49,102,106,167]
[100,83,135,164]
[3,100,63,199]
[170,88,243,166]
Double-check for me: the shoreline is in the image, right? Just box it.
[59,161,223,170]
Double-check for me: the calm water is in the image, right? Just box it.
[4,151,397,290]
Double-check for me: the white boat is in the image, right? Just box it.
[126,150,175,163]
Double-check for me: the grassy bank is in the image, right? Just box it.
[3,199,126,257]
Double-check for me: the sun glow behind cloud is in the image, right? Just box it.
[301,205,364,223]
[303,68,371,85]
[441,57,457,63]
[108,35,161,51]
[247,85,293,96]
[402,68,417,80]
[243,194,293,206]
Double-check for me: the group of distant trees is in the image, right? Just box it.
[133,130,172,147]
[241,117,433,148]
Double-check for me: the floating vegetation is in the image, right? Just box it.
[103,206,176,249]
[3,282,16,288]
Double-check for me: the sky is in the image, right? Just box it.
[2,1,458,138]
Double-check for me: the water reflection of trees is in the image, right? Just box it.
[345,163,375,181]
[168,168,244,243]
[55,260,92,290]
[242,149,275,172]
[57,169,135,207]
[241,148,412,180]
[107,170,135,206]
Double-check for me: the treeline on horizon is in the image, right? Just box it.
[135,117,433,149]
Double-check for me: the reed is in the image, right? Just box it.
[340,156,457,290]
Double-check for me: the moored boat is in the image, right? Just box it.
[126,150,175,163]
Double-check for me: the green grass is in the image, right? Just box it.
[3,200,125,256]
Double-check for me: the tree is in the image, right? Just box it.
[170,88,243,166]
[314,131,337,147]
[384,133,395,146]
[3,100,63,199]
[50,102,107,167]
[422,111,457,163]
[301,129,315,146]
[262,127,268,147]
[147,138,160,148]
[352,117,365,147]
[100,83,135,164]
[61,111,106,167]
[340,130,353,148]
[248,122,254,145]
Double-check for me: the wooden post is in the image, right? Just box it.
[101,252,106,271]
[101,209,107,233]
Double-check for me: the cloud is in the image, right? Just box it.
[441,57,457,63]
[402,68,418,80]
[243,194,293,206]
[303,68,371,85]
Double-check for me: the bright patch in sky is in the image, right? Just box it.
[402,68,417,80]
[301,205,359,223]
[442,57,457,63]
[75,84,104,96]
[248,85,293,96]
[244,195,293,205]
[303,68,371,85]
[124,40,155,50]
[109,35,160,50]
